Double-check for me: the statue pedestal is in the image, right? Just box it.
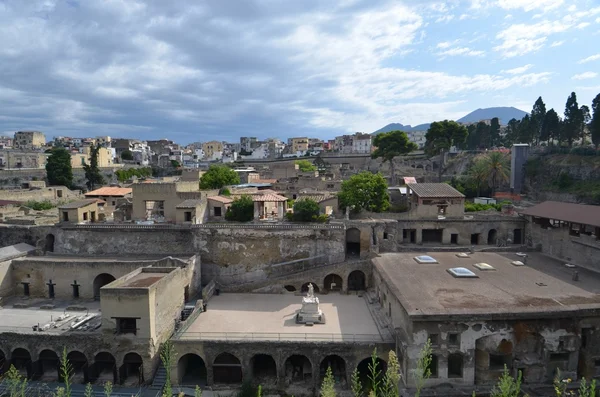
[296,296,325,325]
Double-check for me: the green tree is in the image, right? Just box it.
[424,120,468,181]
[581,105,591,144]
[517,115,534,144]
[505,118,521,146]
[541,109,561,145]
[60,347,73,397]
[413,338,432,397]
[351,367,363,397]
[83,144,106,190]
[46,147,73,188]
[490,117,501,148]
[225,195,254,222]
[490,365,524,397]
[338,172,389,213]
[292,198,320,222]
[170,159,181,168]
[160,341,174,397]
[531,96,547,145]
[475,121,491,148]
[199,165,240,189]
[591,93,600,148]
[372,130,418,185]
[121,150,133,161]
[320,366,337,397]
[480,151,511,195]
[295,159,317,172]
[465,124,478,150]
[468,158,489,197]
[564,92,582,147]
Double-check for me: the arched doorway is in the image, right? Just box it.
[178,354,207,386]
[45,234,55,253]
[487,229,497,245]
[251,354,277,383]
[284,355,312,384]
[38,349,60,381]
[320,355,346,383]
[93,352,117,384]
[356,356,387,391]
[11,348,32,379]
[213,353,242,384]
[67,351,88,383]
[93,274,116,300]
[324,274,343,292]
[284,285,296,292]
[348,270,366,291]
[0,349,6,375]
[120,353,143,386]
[301,283,320,294]
[346,228,361,258]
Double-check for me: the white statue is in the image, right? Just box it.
[297,282,325,324]
[307,283,314,298]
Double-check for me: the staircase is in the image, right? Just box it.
[180,305,194,321]
[150,364,167,391]
[364,290,394,342]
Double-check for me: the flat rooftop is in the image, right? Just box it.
[11,254,187,263]
[0,298,101,335]
[117,271,167,288]
[180,293,390,342]
[374,252,600,319]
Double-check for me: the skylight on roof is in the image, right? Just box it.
[456,253,470,258]
[447,267,478,278]
[473,263,495,271]
[414,255,438,264]
[511,260,525,266]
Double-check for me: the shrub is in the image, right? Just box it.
[313,214,329,223]
[24,200,54,211]
[293,199,320,222]
[464,202,502,212]
[295,159,317,172]
[220,187,231,196]
[225,195,254,222]
[556,172,573,189]
[570,146,599,156]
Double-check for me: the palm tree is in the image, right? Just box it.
[468,159,488,197]
[480,151,511,196]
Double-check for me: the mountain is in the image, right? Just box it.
[372,106,528,134]
[457,107,528,124]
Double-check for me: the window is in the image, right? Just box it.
[383,232,388,240]
[489,354,511,370]
[428,355,439,377]
[115,318,138,335]
[112,201,116,206]
[83,212,88,221]
[62,212,69,222]
[214,207,222,217]
[429,333,439,345]
[57,190,63,198]
[448,353,463,378]
[448,333,460,346]
[22,282,30,296]
[184,211,192,222]
[72,281,80,298]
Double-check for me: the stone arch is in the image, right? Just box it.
[448,353,464,378]
[346,228,361,258]
[120,352,143,386]
[284,285,296,292]
[178,353,207,386]
[37,349,60,381]
[0,349,6,375]
[320,355,346,383]
[45,234,55,253]
[348,270,366,291]
[487,229,497,245]
[251,354,277,383]
[301,283,320,294]
[93,273,116,300]
[356,356,387,390]
[11,348,33,378]
[213,352,242,384]
[284,355,312,384]
[67,351,88,383]
[324,274,343,292]
[92,352,117,384]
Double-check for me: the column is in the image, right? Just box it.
[278,202,284,220]
[253,202,260,220]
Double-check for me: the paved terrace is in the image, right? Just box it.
[178,293,391,342]
[0,297,101,335]
[374,251,600,319]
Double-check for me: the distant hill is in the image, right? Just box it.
[457,107,528,124]
[372,106,528,134]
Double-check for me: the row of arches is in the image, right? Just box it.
[283,271,367,294]
[177,352,387,387]
[0,348,143,386]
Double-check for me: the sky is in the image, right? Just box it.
[0,0,599,144]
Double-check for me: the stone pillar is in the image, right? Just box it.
[206,365,214,386]
[278,202,284,220]
[416,228,423,245]
[253,202,260,220]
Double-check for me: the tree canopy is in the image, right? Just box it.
[292,198,320,221]
[121,150,133,161]
[295,159,317,172]
[199,165,240,189]
[372,130,417,185]
[83,144,106,190]
[338,171,389,213]
[479,151,511,195]
[225,195,254,222]
[564,92,582,147]
[424,120,468,156]
[115,167,152,182]
[46,147,73,188]
[591,93,600,148]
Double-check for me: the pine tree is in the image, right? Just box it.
[564,92,582,147]
[490,117,501,148]
[531,96,547,145]
[591,93,600,148]
[46,147,73,188]
[83,144,106,191]
[541,108,561,145]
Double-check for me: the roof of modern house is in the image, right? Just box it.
[58,199,104,209]
[207,196,234,204]
[252,193,288,202]
[176,199,204,209]
[406,183,465,198]
[85,187,132,197]
[519,201,600,228]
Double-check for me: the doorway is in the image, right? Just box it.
[451,234,458,244]
[346,228,361,258]
[471,233,480,244]
[513,229,522,245]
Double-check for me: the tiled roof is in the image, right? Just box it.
[406,183,465,198]
[296,193,336,203]
[176,199,204,209]
[85,187,132,197]
[58,199,104,209]
[520,201,600,228]
[207,196,234,204]
[403,177,417,184]
[252,193,288,202]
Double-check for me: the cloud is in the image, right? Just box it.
[572,72,599,80]
[496,0,564,12]
[578,54,600,64]
[437,47,485,57]
[550,40,565,47]
[501,64,533,74]
[495,18,580,57]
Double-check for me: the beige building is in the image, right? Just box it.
[13,131,46,149]
[289,137,309,153]
[58,199,105,223]
[406,183,465,218]
[207,196,233,220]
[202,141,223,160]
[175,199,204,224]
[0,149,47,169]
[70,146,115,168]
[85,186,132,218]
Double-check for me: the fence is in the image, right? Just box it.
[175,332,387,342]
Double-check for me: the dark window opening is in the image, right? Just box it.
[383,232,388,240]
[550,353,570,362]
[184,211,192,222]
[47,280,55,299]
[429,334,439,345]
[403,229,407,238]
[62,212,69,222]
[115,318,137,335]
[513,228,522,244]
[451,234,458,244]
[582,328,592,348]
[22,282,30,296]
[422,229,443,243]
[448,333,460,346]
[471,233,479,244]
[214,207,222,217]
[428,355,439,378]
[72,281,80,298]
[595,359,600,368]
[57,190,63,198]
[448,354,463,378]
[489,354,512,370]
[284,285,296,292]
[83,212,88,221]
